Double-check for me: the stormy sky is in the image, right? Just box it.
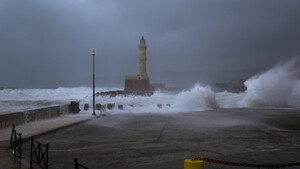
[0,0,300,88]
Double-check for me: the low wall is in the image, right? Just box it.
[0,104,70,128]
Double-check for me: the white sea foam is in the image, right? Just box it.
[172,83,218,111]
[239,58,300,108]
[215,91,245,108]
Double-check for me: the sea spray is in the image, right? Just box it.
[215,91,245,108]
[240,58,300,108]
[173,83,218,111]
[102,83,218,113]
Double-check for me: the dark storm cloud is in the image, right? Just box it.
[0,0,300,88]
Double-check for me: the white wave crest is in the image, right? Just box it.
[173,83,218,111]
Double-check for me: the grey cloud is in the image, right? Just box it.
[0,0,300,88]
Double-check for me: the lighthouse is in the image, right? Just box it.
[124,36,151,92]
[138,36,149,80]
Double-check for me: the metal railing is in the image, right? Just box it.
[13,131,22,160]
[9,124,22,163]
[30,137,49,169]
[74,158,89,169]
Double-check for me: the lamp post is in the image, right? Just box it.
[90,48,96,116]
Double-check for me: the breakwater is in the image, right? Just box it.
[0,104,70,128]
[96,90,153,97]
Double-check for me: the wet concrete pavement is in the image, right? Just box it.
[19,108,300,169]
[0,142,30,169]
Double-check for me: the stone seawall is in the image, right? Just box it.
[0,104,70,128]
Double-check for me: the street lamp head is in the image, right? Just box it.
[90,48,96,55]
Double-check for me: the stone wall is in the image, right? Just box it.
[124,76,150,92]
[0,104,70,128]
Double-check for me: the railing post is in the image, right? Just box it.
[13,130,16,155]
[30,137,33,169]
[75,158,80,169]
[46,144,49,169]
[38,144,41,164]
[9,124,15,148]
[19,133,22,163]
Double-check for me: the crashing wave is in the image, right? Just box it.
[239,58,300,108]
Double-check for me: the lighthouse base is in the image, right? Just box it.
[124,76,150,92]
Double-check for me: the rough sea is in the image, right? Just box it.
[0,59,299,114]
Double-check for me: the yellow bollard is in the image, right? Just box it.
[184,159,204,169]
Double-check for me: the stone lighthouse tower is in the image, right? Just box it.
[124,36,150,92]
[138,36,149,80]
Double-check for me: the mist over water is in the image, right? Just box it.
[0,59,299,114]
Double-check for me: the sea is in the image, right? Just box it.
[0,59,299,115]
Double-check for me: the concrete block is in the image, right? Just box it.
[84,104,89,111]
[70,101,80,114]
[118,105,123,110]
[96,104,101,110]
[107,103,115,110]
